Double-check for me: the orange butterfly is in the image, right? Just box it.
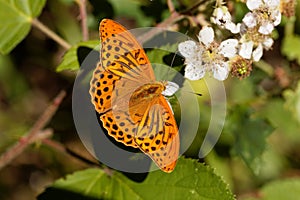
[89,19,179,172]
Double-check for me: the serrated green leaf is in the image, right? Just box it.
[227,105,274,174]
[56,40,99,72]
[283,80,300,124]
[260,178,300,200]
[38,157,235,200]
[0,0,46,54]
[282,35,300,65]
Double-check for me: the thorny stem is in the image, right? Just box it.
[76,0,89,41]
[0,90,66,170]
[31,18,72,50]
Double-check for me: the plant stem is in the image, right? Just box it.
[0,90,66,170]
[76,0,89,41]
[137,13,184,44]
[167,0,175,13]
[31,18,72,50]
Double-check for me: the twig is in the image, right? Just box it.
[167,0,175,14]
[31,19,72,50]
[0,90,67,170]
[137,13,184,44]
[76,0,89,41]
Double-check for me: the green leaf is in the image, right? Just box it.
[0,0,46,54]
[260,98,300,142]
[38,157,235,200]
[260,178,300,200]
[56,40,99,72]
[108,0,153,26]
[147,44,180,81]
[283,80,300,124]
[227,105,274,174]
[282,35,300,65]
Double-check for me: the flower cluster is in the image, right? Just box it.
[179,0,283,81]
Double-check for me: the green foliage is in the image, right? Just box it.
[260,98,300,142]
[56,40,99,72]
[283,80,300,124]
[282,35,300,65]
[241,178,300,200]
[39,157,235,200]
[227,105,274,174]
[48,0,82,45]
[260,178,300,200]
[0,0,46,54]
[146,44,181,81]
[108,0,153,26]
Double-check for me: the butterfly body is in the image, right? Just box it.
[90,19,179,172]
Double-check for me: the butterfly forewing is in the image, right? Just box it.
[90,19,180,172]
[99,19,155,83]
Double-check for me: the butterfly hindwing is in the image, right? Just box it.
[133,96,179,172]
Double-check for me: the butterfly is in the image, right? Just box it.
[89,19,179,172]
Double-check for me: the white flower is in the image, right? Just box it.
[242,12,257,28]
[263,38,274,49]
[212,63,229,81]
[252,44,263,61]
[178,40,199,58]
[184,64,206,80]
[198,27,214,47]
[179,27,238,81]
[258,22,274,35]
[219,39,239,58]
[211,7,241,34]
[246,0,263,10]
[239,41,254,59]
[238,37,269,62]
[243,0,282,35]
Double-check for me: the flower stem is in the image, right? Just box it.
[31,18,72,50]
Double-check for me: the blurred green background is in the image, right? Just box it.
[0,0,300,199]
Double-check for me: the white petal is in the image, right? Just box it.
[178,40,198,58]
[199,27,214,47]
[272,10,281,26]
[258,22,274,35]
[212,8,225,25]
[246,0,263,10]
[212,62,229,81]
[263,37,274,49]
[264,0,280,8]
[184,64,206,80]
[239,41,254,59]
[219,39,239,58]
[162,81,179,96]
[225,22,241,34]
[242,12,257,28]
[252,44,263,61]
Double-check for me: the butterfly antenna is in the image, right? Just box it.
[181,90,202,96]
